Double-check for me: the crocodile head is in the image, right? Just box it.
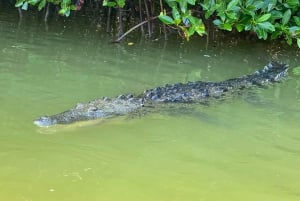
[34,116,57,127]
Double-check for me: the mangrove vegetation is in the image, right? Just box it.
[6,0,300,47]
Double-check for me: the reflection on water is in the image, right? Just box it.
[1,7,300,201]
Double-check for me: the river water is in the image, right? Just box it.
[1,6,300,201]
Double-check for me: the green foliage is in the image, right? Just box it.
[159,0,205,40]
[14,0,300,47]
[102,0,125,7]
[160,0,300,47]
[15,0,76,16]
[15,0,127,16]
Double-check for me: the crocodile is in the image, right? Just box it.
[34,61,289,127]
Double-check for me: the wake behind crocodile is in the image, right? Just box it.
[34,62,289,127]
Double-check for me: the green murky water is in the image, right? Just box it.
[1,6,300,201]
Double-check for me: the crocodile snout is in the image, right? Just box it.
[34,116,56,127]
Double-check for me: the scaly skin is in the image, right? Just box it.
[34,62,289,127]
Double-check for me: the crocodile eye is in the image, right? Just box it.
[88,106,97,112]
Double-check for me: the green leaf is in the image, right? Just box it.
[286,0,300,8]
[286,35,293,45]
[165,0,176,8]
[227,0,239,11]
[187,0,196,5]
[187,26,195,37]
[294,16,300,26]
[221,23,233,31]
[38,0,46,11]
[289,26,300,32]
[179,1,187,13]
[226,11,237,20]
[242,7,255,17]
[70,5,76,10]
[271,30,283,39]
[15,0,25,7]
[158,12,175,25]
[185,16,205,35]
[236,24,244,32]
[270,10,283,21]
[256,28,268,40]
[58,8,66,15]
[267,0,277,11]
[282,9,291,25]
[172,7,181,25]
[65,9,71,17]
[253,0,265,10]
[107,2,116,7]
[204,9,214,19]
[28,0,39,5]
[224,23,233,31]
[297,38,300,48]
[202,2,218,19]
[102,0,108,6]
[116,0,125,7]
[213,19,222,26]
[218,12,226,22]
[195,23,206,36]
[245,0,254,7]
[257,13,271,23]
[186,15,198,26]
[244,24,252,31]
[21,2,28,10]
[257,22,275,31]
[103,0,116,7]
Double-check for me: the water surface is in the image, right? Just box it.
[1,6,300,201]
